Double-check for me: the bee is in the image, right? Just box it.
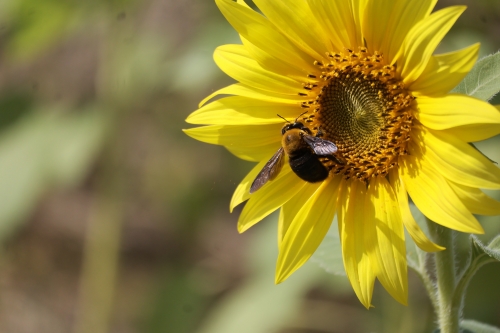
[250,114,340,193]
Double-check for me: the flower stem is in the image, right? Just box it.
[426,220,460,333]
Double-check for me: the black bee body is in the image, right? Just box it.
[287,145,329,183]
[250,118,339,193]
[281,125,329,183]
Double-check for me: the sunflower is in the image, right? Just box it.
[184,0,500,308]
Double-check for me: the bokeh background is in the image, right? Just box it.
[0,0,499,332]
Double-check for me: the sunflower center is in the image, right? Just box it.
[300,48,415,181]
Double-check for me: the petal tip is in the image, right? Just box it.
[361,301,373,310]
[237,222,248,233]
[429,244,446,252]
[274,273,285,285]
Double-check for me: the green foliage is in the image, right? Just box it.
[468,235,500,271]
[0,108,107,240]
[461,320,500,333]
[5,0,81,60]
[434,320,500,333]
[445,235,500,333]
[452,52,500,101]
[0,93,34,131]
[3,0,138,60]
[146,270,208,333]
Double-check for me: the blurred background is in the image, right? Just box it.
[0,0,499,332]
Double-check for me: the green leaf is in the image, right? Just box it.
[470,235,500,264]
[487,234,500,253]
[0,107,108,241]
[452,52,500,101]
[310,217,345,276]
[451,235,500,317]
[100,35,173,106]
[461,320,500,333]
[5,0,79,60]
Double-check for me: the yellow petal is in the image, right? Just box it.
[368,177,408,305]
[183,123,280,162]
[421,128,500,189]
[410,43,480,96]
[400,6,465,84]
[307,0,359,51]
[401,156,484,234]
[445,124,500,143]
[275,176,341,283]
[363,0,436,63]
[230,160,265,212]
[214,45,304,95]
[389,169,444,252]
[232,0,250,8]
[238,164,305,233]
[417,94,500,134]
[277,182,321,247]
[199,83,305,108]
[449,181,500,216]
[183,123,280,146]
[225,144,279,163]
[215,0,317,74]
[348,0,370,50]
[186,96,301,125]
[445,105,500,142]
[338,179,376,309]
[251,0,329,61]
[241,36,317,82]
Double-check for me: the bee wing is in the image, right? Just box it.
[250,148,285,193]
[303,135,338,155]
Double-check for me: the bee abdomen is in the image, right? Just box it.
[289,151,329,183]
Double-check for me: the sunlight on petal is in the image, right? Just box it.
[417,95,500,134]
[238,164,305,233]
[400,6,465,83]
[275,176,342,283]
[277,182,321,247]
[449,181,500,216]
[369,177,408,305]
[390,169,444,252]
[401,156,484,234]
[411,44,479,96]
[338,180,376,308]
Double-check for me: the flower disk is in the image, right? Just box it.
[303,48,414,180]
[184,0,500,308]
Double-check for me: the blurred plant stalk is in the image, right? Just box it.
[74,121,127,333]
[74,15,132,333]
[74,121,126,333]
[74,179,124,333]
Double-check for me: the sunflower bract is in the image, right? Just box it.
[184,0,500,308]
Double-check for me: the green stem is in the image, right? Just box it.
[426,220,460,333]
[74,192,123,333]
[420,257,440,313]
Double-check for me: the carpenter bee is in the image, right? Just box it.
[250,114,340,193]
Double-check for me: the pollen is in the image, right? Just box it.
[300,47,415,181]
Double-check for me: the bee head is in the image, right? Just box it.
[281,121,311,135]
[278,112,312,135]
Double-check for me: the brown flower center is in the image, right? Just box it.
[299,48,415,181]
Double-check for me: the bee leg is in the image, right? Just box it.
[326,154,345,165]
[316,127,324,137]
